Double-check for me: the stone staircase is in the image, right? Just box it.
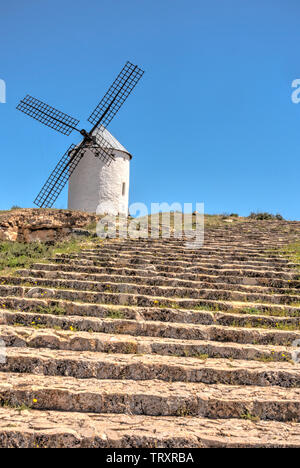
[0,219,300,448]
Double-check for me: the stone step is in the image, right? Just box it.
[95,239,292,253]
[104,234,291,241]
[97,240,270,249]
[30,263,300,288]
[86,256,291,272]
[85,248,296,264]
[62,246,278,258]
[56,253,295,274]
[2,297,300,331]
[1,284,299,316]
[1,348,299,387]
[1,373,299,422]
[3,276,300,306]
[92,239,296,250]
[0,324,295,362]
[73,250,295,269]
[14,269,300,296]
[0,407,299,448]
[51,258,299,280]
[82,246,291,264]
[109,241,298,254]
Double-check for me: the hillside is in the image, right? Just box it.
[0,210,299,447]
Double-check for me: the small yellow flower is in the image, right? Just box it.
[33,399,37,403]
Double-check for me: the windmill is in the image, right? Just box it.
[17,61,144,215]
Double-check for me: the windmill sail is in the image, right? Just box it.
[88,61,144,129]
[17,95,80,136]
[34,144,84,208]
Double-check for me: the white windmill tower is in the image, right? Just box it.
[16,62,144,213]
[68,126,132,215]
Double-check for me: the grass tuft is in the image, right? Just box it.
[0,239,84,273]
[106,309,125,319]
[241,412,260,422]
[279,243,300,270]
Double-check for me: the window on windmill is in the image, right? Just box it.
[122,182,126,196]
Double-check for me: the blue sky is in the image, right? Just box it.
[0,0,299,219]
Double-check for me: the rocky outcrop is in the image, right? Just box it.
[0,209,97,243]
